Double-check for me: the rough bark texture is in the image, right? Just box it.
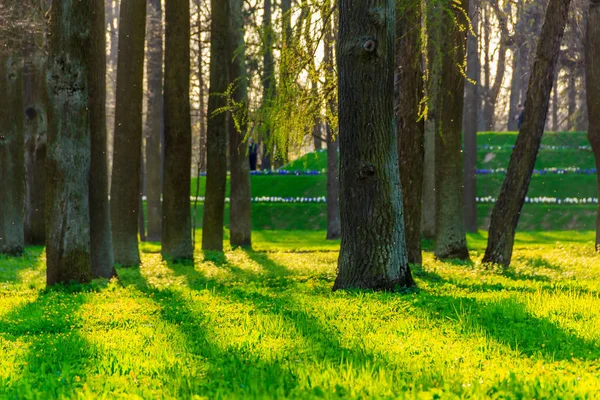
[145,0,164,242]
[46,0,93,285]
[396,0,424,264]
[23,47,46,246]
[163,0,193,260]
[0,56,25,255]
[463,0,480,233]
[228,0,252,248]
[110,0,146,266]
[483,0,572,266]
[89,0,115,278]
[334,0,414,291]
[434,0,470,260]
[202,0,229,251]
[586,0,600,251]
[261,0,274,170]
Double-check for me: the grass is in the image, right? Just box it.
[2,231,600,398]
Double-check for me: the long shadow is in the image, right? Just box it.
[0,286,92,397]
[119,264,301,398]
[0,247,45,283]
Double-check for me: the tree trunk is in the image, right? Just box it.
[552,71,560,131]
[261,0,274,170]
[396,0,424,264]
[202,0,230,251]
[89,0,116,278]
[334,0,414,291]
[196,0,207,173]
[23,46,46,246]
[324,7,340,241]
[106,0,120,190]
[483,0,572,266]
[229,0,252,248]
[586,0,600,251]
[163,0,193,260]
[145,0,163,242]
[567,72,576,130]
[0,56,25,255]
[463,0,479,233]
[46,1,93,285]
[421,121,436,239]
[507,45,523,131]
[110,0,146,266]
[434,0,470,260]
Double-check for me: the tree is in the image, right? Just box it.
[434,0,470,260]
[163,0,193,260]
[261,0,274,170]
[229,0,252,248]
[0,56,24,256]
[396,0,425,264]
[145,0,164,242]
[110,0,147,266]
[202,0,230,252]
[463,0,480,233]
[46,0,93,284]
[333,0,414,291]
[483,0,572,266]
[585,0,600,251]
[89,0,115,278]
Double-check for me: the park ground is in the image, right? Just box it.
[1,230,600,399]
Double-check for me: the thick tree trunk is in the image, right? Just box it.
[89,0,115,278]
[202,0,230,251]
[434,0,470,260]
[463,0,479,233]
[586,0,600,251]
[396,0,424,264]
[334,0,414,291]
[483,0,572,266]
[145,0,164,242]
[0,56,25,255]
[261,0,274,170]
[163,0,193,259]
[23,46,46,246]
[46,1,93,285]
[110,0,146,266]
[229,0,252,248]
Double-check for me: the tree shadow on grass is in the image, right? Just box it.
[0,247,45,284]
[119,264,301,398]
[0,286,92,397]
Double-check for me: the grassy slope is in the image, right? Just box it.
[2,232,600,398]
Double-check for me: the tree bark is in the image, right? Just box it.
[586,0,600,251]
[23,45,46,246]
[0,56,25,255]
[463,0,480,233]
[483,0,572,266]
[434,0,470,260]
[261,0,274,170]
[228,0,252,248]
[334,0,414,291]
[46,0,93,284]
[145,0,164,242]
[89,0,116,278]
[396,0,424,264]
[163,0,193,260]
[202,0,230,251]
[552,71,560,131]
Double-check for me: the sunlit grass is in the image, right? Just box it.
[1,231,600,398]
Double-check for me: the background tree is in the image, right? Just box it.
[163,0,193,260]
[202,0,230,252]
[334,0,414,291]
[45,0,94,285]
[585,0,600,251]
[110,0,147,266]
[483,0,573,266]
[434,0,470,260]
[261,0,274,170]
[229,0,252,247]
[145,0,164,242]
[396,0,425,264]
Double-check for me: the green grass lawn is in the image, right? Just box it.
[2,231,600,398]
